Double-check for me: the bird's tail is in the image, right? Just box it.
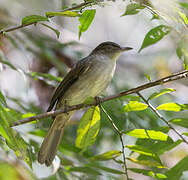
[38,112,73,166]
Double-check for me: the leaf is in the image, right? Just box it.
[30,72,62,82]
[129,168,167,179]
[90,150,121,161]
[127,158,165,168]
[46,11,80,17]
[40,23,60,39]
[123,129,168,141]
[123,101,148,112]
[126,145,159,159]
[176,37,188,69]
[69,166,101,176]
[75,106,100,151]
[0,103,32,168]
[0,91,7,107]
[169,118,188,128]
[78,9,96,39]
[148,88,175,100]
[21,15,49,25]
[144,73,151,82]
[87,163,125,174]
[178,12,188,25]
[179,2,188,11]
[156,103,182,111]
[121,3,145,16]
[165,156,188,180]
[139,25,171,52]
[183,132,188,137]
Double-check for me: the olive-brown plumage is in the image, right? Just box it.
[38,42,132,166]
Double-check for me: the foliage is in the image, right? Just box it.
[0,0,188,180]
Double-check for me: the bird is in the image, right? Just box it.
[38,41,132,166]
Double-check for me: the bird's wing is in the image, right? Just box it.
[47,57,91,112]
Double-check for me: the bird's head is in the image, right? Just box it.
[91,41,132,61]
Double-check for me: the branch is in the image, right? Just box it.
[10,70,188,127]
[99,105,129,179]
[137,92,188,145]
[0,1,97,35]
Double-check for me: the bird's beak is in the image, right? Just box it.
[121,47,133,51]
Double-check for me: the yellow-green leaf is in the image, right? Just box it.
[123,129,168,141]
[90,150,121,161]
[156,103,182,111]
[148,88,175,100]
[22,15,49,25]
[78,9,96,39]
[127,158,166,168]
[123,101,148,112]
[46,11,80,18]
[76,106,100,151]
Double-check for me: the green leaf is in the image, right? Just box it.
[69,166,101,176]
[0,91,7,107]
[148,88,175,100]
[40,23,60,39]
[183,132,188,137]
[144,73,151,82]
[156,103,182,111]
[78,9,96,39]
[126,145,159,159]
[169,118,188,128]
[179,2,188,11]
[166,156,188,180]
[90,150,121,161]
[46,11,80,17]
[121,3,145,16]
[21,15,49,25]
[30,72,62,82]
[87,163,125,174]
[139,25,171,52]
[176,37,188,69]
[123,129,168,141]
[129,168,167,179]
[0,103,32,168]
[178,11,188,25]
[75,106,100,151]
[123,101,148,112]
[127,158,165,168]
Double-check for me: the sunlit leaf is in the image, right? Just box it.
[123,129,168,141]
[127,158,165,168]
[126,145,159,159]
[165,156,188,180]
[75,106,100,151]
[156,103,182,111]
[169,118,188,128]
[121,3,145,16]
[22,15,49,25]
[0,91,7,107]
[46,11,80,18]
[148,88,175,100]
[183,132,188,136]
[40,23,60,39]
[129,168,167,179]
[178,11,188,25]
[139,25,171,52]
[78,9,96,39]
[69,166,101,175]
[123,101,148,112]
[90,150,121,161]
[144,73,151,82]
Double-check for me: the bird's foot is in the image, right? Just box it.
[94,96,103,106]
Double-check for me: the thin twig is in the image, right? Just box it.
[0,0,98,35]
[10,70,188,127]
[137,92,188,145]
[99,105,129,179]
